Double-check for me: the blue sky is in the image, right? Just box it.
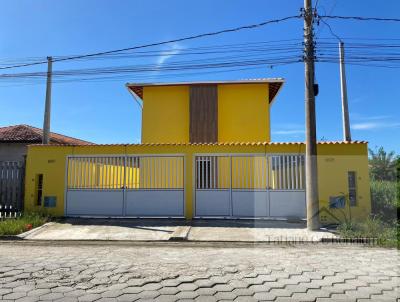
[0,0,399,153]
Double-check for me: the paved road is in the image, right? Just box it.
[0,242,398,301]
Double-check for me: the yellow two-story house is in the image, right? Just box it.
[24,79,371,224]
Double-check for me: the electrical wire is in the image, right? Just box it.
[2,39,400,87]
[318,18,342,41]
[319,15,400,22]
[1,11,400,86]
[0,15,301,70]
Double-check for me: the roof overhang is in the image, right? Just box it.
[125,78,285,104]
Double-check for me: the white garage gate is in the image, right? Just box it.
[194,154,306,219]
[65,155,185,217]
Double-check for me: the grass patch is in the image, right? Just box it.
[337,216,399,248]
[370,180,399,220]
[0,212,50,236]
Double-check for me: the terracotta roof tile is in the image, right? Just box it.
[0,124,93,145]
[29,141,368,147]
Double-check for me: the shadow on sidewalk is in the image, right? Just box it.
[57,217,307,229]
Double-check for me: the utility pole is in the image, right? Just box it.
[303,0,320,230]
[339,41,351,141]
[42,56,52,144]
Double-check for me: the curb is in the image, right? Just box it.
[0,239,331,248]
[169,226,191,241]
[0,237,376,247]
[0,235,23,240]
[17,222,55,239]
[321,237,379,244]
[0,222,55,241]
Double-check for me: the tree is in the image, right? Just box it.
[397,157,400,182]
[368,147,398,181]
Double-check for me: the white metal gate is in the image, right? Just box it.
[66,155,185,217]
[194,154,306,218]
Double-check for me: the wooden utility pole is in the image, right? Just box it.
[303,0,320,230]
[339,41,351,141]
[42,56,52,144]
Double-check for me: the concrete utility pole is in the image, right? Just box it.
[42,56,53,144]
[303,0,320,230]
[339,41,351,141]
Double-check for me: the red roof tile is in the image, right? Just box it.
[29,141,368,147]
[0,124,93,145]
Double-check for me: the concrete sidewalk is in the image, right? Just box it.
[20,218,337,242]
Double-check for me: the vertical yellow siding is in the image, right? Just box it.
[231,156,268,189]
[216,157,230,189]
[218,83,270,142]
[142,85,189,143]
[138,157,183,189]
[67,159,133,190]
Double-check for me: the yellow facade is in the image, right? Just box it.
[23,81,370,223]
[142,85,189,143]
[218,83,270,142]
[140,83,270,143]
[316,144,371,224]
[24,143,371,223]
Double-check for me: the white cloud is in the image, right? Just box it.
[351,113,392,121]
[352,123,377,130]
[156,43,181,66]
[350,114,400,130]
[272,129,305,135]
[272,123,304,136]
[352,122,400,130]
[350,97,364,104]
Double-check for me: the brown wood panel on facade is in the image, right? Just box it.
[189,85,218,143]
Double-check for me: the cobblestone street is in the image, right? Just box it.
[0,242,398,301]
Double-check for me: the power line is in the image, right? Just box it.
[318,18,342,41]
[314,0,337,39]
[316,37,400,41]
[1,15,400,84]
[0,40,303,67]
[0,55,303,79]
[3,39,400,68]
[0,57,300,88]
[0,65,283,88]
[0,15,301,71]
[319,15,400,22]
[2,40,400,85]
[1,13,399,72]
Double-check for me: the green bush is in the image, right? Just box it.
[337,220,360,237]
[337,216,399,248]
[370,180,399,221]
[0,212,49,236]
